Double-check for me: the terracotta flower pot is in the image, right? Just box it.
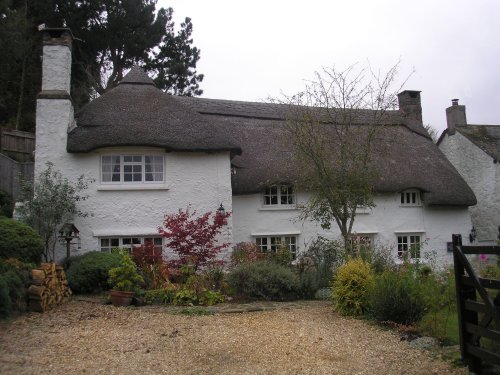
[110,290,135,307]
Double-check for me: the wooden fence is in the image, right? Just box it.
[452,234,500,374]
[0,153,33,199]
[0,129,35,162]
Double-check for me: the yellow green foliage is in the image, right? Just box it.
[331,258,374,316]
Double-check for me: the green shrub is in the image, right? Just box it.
[0,217,44,263]
[369,268,428,324]
[358,244,396,274]
[198,289,224,306]
[230,242,264,267]
[107,251,144,293]
[0,258,33,318]
[228,260,300,301]
[299,237,346,289]
[268,245,293,266]
[143,288,176,305]
[66,251,122,294]
[331,258,374,316]
[0,190,14,218]
[173,288,198,306]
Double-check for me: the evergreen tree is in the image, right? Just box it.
[0,0,204,131]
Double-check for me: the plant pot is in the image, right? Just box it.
[110,290,135,307]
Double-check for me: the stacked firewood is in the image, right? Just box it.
[28,263,72,312]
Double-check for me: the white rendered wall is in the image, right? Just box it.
[233,191,473,265]
[439,132,500,243]
[61,150,232,261]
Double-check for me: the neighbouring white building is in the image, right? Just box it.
[438,99,500,245]
[36,28,477,264]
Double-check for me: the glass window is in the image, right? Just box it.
[397,234,421,259]
[101,155,164,184]
[100,237,162,255]
[263,185,294,206]
[255,235,298,259]
[400,190,421,206]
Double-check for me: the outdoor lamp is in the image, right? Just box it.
[217,203,225,216]
[469,227,477,243]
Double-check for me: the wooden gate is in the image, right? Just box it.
[452,234,500,374]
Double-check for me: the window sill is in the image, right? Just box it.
[97,184,169,191]
[399,204,422,208]
[259,206,297,211]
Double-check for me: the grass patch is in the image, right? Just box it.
[417,305,459,345]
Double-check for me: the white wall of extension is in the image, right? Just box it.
[232,191,473,265]
[439,132,500,243]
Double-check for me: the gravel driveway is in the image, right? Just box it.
[0,300,466,375]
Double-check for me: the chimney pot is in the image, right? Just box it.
[445,98,466,135]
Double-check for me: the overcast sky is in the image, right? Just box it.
[158,0,500,134]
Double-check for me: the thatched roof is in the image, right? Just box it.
[455,125,500,161]
[176,97,475,206]
[68,68,476,206]
[68,68,241,155]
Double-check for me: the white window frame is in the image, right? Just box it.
[99,236,163,255]
[100,154,165,185]
[255,235,298,259]
[263,185,295,207]
[397,234,421,259]
[399,189,421,206]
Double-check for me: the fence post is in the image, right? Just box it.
[453,234,481,373]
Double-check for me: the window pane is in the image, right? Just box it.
[270,237,281,252]
[101,239,109,247]
[102,156,121,183]
[145,156,164,182]
[256,237,268,252]
[110,238,119,247]
[264,187,279,205]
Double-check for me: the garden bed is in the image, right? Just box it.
[0,300,466,375]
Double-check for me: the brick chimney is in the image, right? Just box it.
[445,99,467,135]
[397,90,422,124]
[35,28,74,175]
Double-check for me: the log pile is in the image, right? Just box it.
[28,263,72,312]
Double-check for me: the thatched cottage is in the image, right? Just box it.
[36,28,476,263]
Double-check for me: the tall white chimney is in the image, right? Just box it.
[35,28,74,175]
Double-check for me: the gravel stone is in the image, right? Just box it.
[0,300,467,375]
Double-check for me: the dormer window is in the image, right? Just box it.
[400,189,421,206]
[263,185,294,206]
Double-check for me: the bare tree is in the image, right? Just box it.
[424,124,439,143]
[283,62,408,252]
